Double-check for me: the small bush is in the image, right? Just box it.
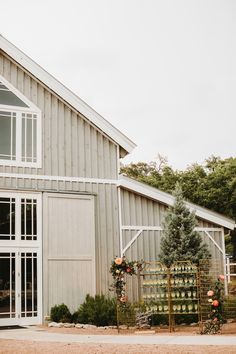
[50,303,71,323]
[77,294,117,326]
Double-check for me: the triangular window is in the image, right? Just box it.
[0,82,29,107]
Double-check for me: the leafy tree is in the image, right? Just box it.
[159,183,211,267]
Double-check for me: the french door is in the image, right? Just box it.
[0,192,42,326]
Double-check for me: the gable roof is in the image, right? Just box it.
[0,35,136,156]
[119,175,236,230]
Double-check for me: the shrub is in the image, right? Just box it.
[50,303,71,323]
[77,294,117,326]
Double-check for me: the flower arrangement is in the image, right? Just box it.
[110,256,137,304]
[201,275,225,334]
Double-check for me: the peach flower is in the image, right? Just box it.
[219,275,225,281]
[115,257,122,265]
[207,290,214,297]
[212,300,219,307]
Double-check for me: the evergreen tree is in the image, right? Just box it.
[159,183,211,267]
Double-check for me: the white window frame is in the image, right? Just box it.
[0,75,42,168]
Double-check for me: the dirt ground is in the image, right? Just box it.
[0,323,236,354]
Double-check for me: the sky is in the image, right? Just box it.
[1,0,236,170]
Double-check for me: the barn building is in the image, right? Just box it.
[0,36,234,326]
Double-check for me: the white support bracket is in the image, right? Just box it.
[203,230,223,254]
[121,229,143,256]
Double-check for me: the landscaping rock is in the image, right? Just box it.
[48,322,57,327]
[75,323,84,329]
[83,324,97,329]
[54,322,64,328]
[63,323,75,328]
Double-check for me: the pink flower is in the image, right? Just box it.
[126,267,131,273]
[115,257,122,265]
[212,300,219,307]
[213,318,218,322]
[219,275,225,281]
[207,290,214,297]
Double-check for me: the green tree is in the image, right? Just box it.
[159,183,211,267]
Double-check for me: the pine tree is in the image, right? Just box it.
[159,183,211,267]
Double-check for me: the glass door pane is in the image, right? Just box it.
[0,253,16,319]
[21,252,37,318]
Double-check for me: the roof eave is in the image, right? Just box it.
[118,175,235,230]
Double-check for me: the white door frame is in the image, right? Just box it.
[0,191,42,326]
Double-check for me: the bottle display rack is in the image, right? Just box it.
[140,261,200,331]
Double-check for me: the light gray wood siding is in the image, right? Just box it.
[0,51,118,180]
[120,188,224,263]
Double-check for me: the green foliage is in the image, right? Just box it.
[77,294,117,326]
[159,183,211,267]
[201,276,225,334]
[121,155,236,257]
[117,301,136,326]
[50,303,71,323]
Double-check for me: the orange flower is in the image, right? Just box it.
[120,295,128,303]
[212,300,219,307]
[115,257,122,265]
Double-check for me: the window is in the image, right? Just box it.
[0,76,41,167]
[0,194,39,242]
[0,197,15,240]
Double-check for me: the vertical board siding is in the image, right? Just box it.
[121,188,224,262]
[0,51,118,180]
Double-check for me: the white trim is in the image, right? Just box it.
[195,227,222,232]
[119,175,235,230]
[122,229,143,256]
[221,228,228,295]
[0,74,41,113]
[122,225,163,231]
[0,172,118,185]
[121,225,226,256]
[202,230,223,254]
[0,35,136,155]
[118,187,123,256]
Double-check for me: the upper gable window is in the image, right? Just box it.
[0,76,41,168]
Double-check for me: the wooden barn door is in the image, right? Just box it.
[43,193,96,315]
